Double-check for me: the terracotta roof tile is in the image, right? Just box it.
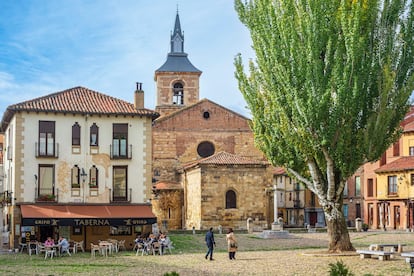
[273,167,286,175]
[1,86,159,131]
[402,106,414,126]
[182,151,268,170]
[375,156,414,173]
[10,86,158,116]
[404,120,414,132]
[154,181,182,190]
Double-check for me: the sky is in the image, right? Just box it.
[0,0,255,118]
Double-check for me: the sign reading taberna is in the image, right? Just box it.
[22,217,157,226]
[20,204,157,226]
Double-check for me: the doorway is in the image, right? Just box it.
[394,206,400,229]
[40,226,54,243]
[309,212,317,226]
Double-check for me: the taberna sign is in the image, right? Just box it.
[22,217,156,226]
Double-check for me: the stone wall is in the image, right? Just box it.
[151,190,183,231]
[184,164,273,230]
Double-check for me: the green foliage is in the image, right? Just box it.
[163,272,179,276]
[234,0,414,251]
[328,260,354,276]
[235,0,414,182]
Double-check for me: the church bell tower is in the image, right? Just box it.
[154,11,202,117]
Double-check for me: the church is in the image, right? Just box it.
[150,12,279,231]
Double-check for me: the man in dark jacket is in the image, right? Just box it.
[205,227,216,260]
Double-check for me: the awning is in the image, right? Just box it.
[20,204,157,226]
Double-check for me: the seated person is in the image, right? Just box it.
[44,236,55,246]
[57,236,70,253]
[134,235,144,245]
[159,233,167,254]
[148,233,157,243]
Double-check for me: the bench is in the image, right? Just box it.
[401,253,414,275]
[306,223,323,233]
[356,250,393,261]
[402,252,414,263]
[369,243,406,253]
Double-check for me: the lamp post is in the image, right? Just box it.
[80,168,87,184]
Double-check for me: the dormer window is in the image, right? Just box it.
[173,82,184,105]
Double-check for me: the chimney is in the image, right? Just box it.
[134,82,144,109]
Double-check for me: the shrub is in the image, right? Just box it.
[328,260,354,276]
[163,272,179,276]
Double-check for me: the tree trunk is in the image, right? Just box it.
[326,212,355,253]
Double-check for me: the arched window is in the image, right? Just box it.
[71,165,80,188]
[72,122,80,146]
[89,165,98,188]
[90,123,99,146]
[172,82,184,105]
[225,190,237,209]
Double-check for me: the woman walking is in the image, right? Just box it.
[226,228,237,260]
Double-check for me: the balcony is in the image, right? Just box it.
[110,188,131,203]
[110,144,132,159]
[6,146,12,160]
[36,194,57,202]
[35,142,59,158]
[0,191,14,206]
[36,188,57,202]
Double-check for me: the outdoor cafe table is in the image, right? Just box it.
[98,241,114,256]
[43,245,60,259]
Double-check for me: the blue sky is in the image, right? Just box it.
[0,0,255,117]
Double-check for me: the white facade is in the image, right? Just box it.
[0,86,158,248]
[4,112,152,204]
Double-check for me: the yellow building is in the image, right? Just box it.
[373,118,414,230]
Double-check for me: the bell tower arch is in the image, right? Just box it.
[154,11,202,117]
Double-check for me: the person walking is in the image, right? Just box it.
[205,227,216,261]
[226,228,237,260]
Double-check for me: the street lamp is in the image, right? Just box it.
[81,168,87,183]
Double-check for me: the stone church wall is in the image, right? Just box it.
[185,165,273,230]
[184,168,202,229]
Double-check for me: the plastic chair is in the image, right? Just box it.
[60,245,71,256]
[151,242,162,255]
[138,242,151,256]
[90,243,100,258]
[44,248,56,259]
[75,241,85,252]
[135,243,143,256]
[68,241,76,254]
[28,242,38,256]
[118,240,126,251]
[164,240,174,254]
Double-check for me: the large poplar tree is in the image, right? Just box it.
[235,0,414,252]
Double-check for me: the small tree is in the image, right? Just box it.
[235,0,414,252]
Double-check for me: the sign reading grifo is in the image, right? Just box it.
[22,217,155,226]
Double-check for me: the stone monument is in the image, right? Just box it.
[258,186,290,239]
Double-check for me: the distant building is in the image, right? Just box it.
[347,106,414,231]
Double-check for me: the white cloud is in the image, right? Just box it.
[0,1,254,117]
[0,72,17,90]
